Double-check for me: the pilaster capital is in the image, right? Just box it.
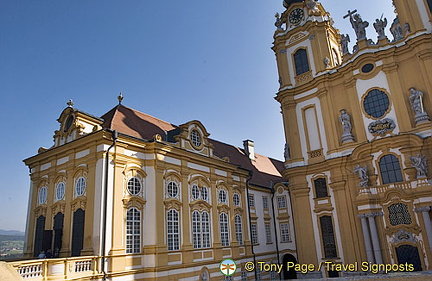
[414,206,431,213]
[364,212,383,218]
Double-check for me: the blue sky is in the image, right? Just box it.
[0,0,394,231]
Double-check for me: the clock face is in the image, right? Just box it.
[289,8,304,25]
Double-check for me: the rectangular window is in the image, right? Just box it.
[262,196,268,210]
[280,223,290,243]
[265,223,272,244]
[277,196,287,209]
[126,208,141,254]
[167,209,180,251]
[320,216,337,258]
[248,194,255,208]
[220,213,230,247]
[314,178,328,198]
[251,223,258,245]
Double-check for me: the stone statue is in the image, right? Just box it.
[373,17,387,40]
[340,109,354,143]
[409,87,430,124]
[305,0,321,16]
[344,10,369,41]
[390,17,403,41]
[409,154,428,178]
[275,13,283,30]
[284,142,290,160]
[354,165,369,187]
[341,34,350,55]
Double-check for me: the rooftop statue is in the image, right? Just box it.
[344,10,369,41]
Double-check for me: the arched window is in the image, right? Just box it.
[314,178,328,198]
[192,211,201,249]
[294,49,310,75]
[126,207,141,253]
[234,214,243,245]
[167,209,180,250]
[379,154,403,184]
[220,213,230,246]
[202,212,210,248]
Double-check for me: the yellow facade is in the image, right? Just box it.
[274,0,432,278]
[20,103,296,280]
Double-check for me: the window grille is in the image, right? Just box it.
[280,223,290,242]
[320,216,337,258]
[75,177,86,197]
[388,203,412,226]
[127,177,142,195]
[265,223,272,243]
[251,224,258,245]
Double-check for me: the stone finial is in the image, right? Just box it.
[118,92,124,104]
[67,99,74,107]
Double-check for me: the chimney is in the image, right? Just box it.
[243,140,255,160]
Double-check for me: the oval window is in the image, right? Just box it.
[361,63,374,73]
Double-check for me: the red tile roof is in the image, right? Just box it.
[101,104,283,187]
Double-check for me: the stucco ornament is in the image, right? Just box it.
[373,17,387,40]
[354,165,369,187]
[409,87,430,124]
[368,118,396,136]
[344,10,369,41]
[341,34,350,55]
[409,154,428,178]
[340,109,354,143]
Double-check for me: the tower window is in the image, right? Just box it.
[379,154,403,184]
[314,178,329,198]
[294,49,310,75]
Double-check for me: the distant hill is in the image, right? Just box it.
[0,230,24,236]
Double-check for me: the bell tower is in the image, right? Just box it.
[273,0,341,90]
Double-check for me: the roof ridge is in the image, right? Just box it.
[119,104,177,128]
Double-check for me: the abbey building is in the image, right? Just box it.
[274,0,432,278]
[21,99,296,280]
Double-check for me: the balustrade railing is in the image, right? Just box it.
[10,256,99,280]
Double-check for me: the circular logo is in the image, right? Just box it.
[220,259,237,276]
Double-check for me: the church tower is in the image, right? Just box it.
[273,0,432,278]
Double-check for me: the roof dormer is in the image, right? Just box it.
[176,120,213,157]
[53,100,103,147]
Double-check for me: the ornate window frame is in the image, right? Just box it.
[360,87,392,120]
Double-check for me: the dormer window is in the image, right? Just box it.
[190,129,202,147]
[64,115,74,132]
